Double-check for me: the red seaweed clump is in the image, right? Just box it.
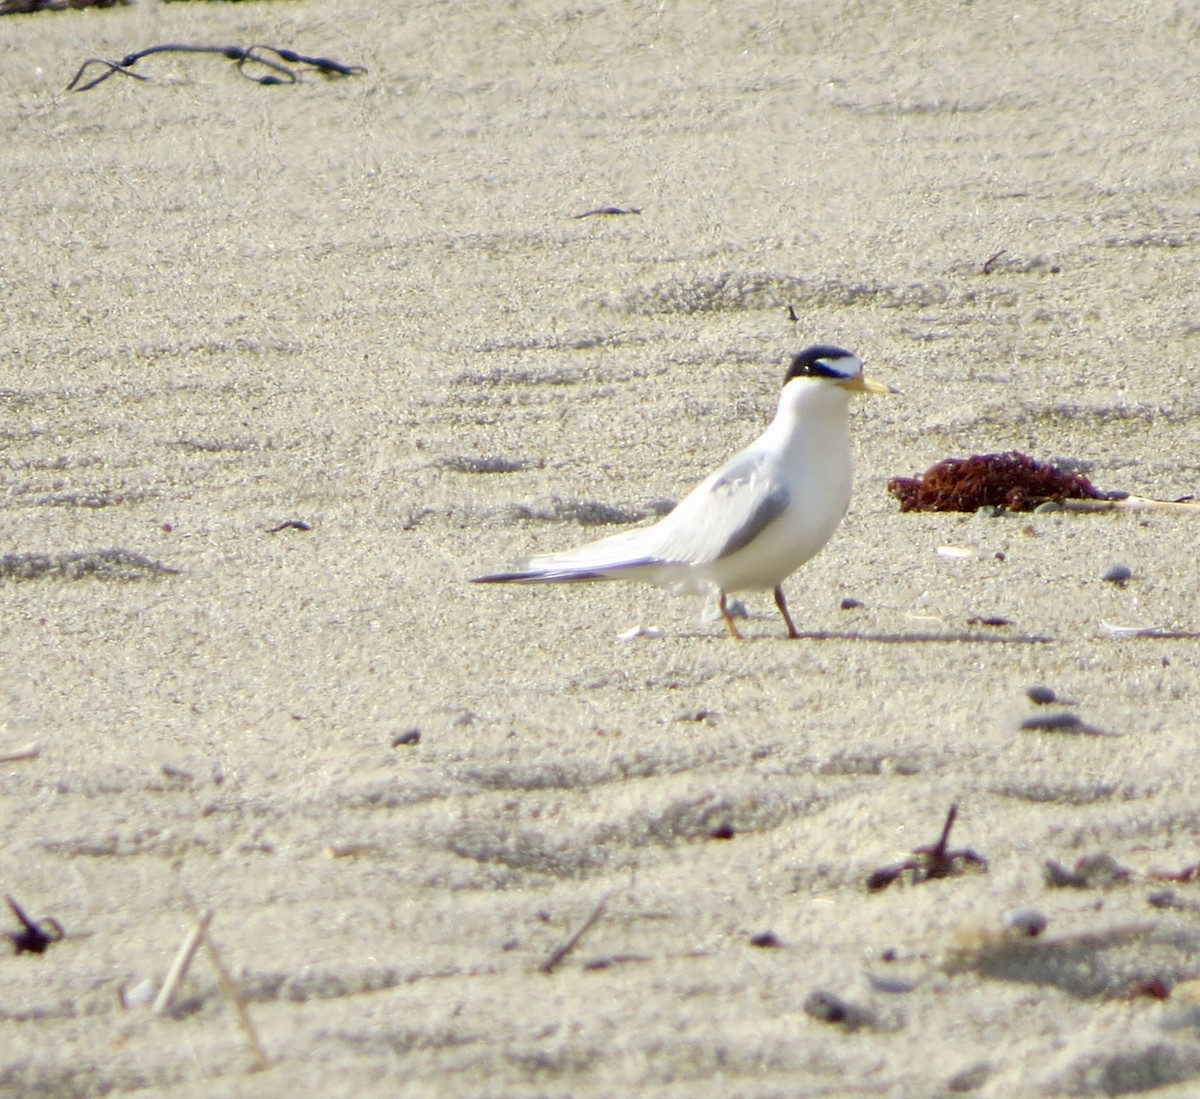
[888,451,1104,513]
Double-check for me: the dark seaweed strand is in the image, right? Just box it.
[67,43,367,92]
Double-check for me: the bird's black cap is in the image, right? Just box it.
[783,345,861,385]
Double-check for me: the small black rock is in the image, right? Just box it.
[1026,685,1058,705]
[749,930,782,949]
[803,990,853,1025]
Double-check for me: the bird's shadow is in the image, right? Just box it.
[795,629,1054,644]
[679,628,1055,644]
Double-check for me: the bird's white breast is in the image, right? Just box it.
[686,379,854,593]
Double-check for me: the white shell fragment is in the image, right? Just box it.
[616,625,666,642]
[122,978,157,1009]
[936,545,978,559]
[1100,621,1168,637]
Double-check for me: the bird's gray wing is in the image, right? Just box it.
[654,451,789,565]
[472,452,787,582]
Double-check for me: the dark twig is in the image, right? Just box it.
[68,42,366,92]
[5,895,65,955]
[867,805,988,891]
[539,892,611,973]
[981,249,1006,274]
[572,206,641,218]
[920,805,964,874]
[581,952,651,970]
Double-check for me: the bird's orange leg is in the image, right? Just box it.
[774,585,801,639]
[718,592,744,640]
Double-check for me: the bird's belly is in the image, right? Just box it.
[704,487,849,592]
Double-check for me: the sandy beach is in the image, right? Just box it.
[3,1,1200,1095]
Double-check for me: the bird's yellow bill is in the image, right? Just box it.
[838,373,897,395]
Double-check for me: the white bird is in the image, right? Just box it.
[472,344,894,639]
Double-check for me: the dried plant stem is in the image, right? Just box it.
[540,893,612,974]
[153,910,211,1015]
[181,895,271,1071]
[202,923,270,1070]
[0,742,39,764]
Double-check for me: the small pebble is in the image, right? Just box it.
[840,597,864,610]
[1034,500,1063,514]
[1002,908,1049,937]
[122,978,157,1009]
[866,971,918,994]
[1043,852,1131,889]
[1126,977,1171,1000]
[1043,860,1082,888]
[749,930,782,949]
[946,1063,993,1093]
[803,990,853,1025]
[1102,563,1133,585]
[1026,685,1058,705]
[1051,455,1094,474]
[1146,889,1200,913]
[391,728,421,747]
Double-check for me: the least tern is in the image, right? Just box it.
[472,344,894,638]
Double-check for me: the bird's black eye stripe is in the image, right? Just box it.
[783,344,857,384]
